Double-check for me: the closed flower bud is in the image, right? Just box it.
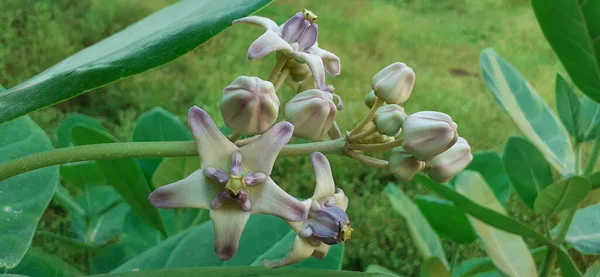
[364,90,377,108]
[220,76,280,134]
[372,62,415,105]
[389,147,426,181]
[284,89,337,141]
[402,111,458,161]
[428,137,473,182]
[373,104,407,136]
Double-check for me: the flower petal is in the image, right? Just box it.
[297,23,318,51]
[310,152,335,200]
[312,243,330,259]
[211,207,251,261]
[281,12,307,43]
[264,235,315,268]
[291,52,328,91]
[148,169,216,209]
[333,189,349,211]
[288,199,312,232]
[248,178,308,222]
[230,151,242,176]
[188,106,237,167]
[308,45,341,76]
[240,121,294,175]
[232,16,281,34]
[248,30,293,60]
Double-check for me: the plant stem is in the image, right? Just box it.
[349,123,377,142]
[575,143,583,175]
[274,68,290,91]
[0,138,347,182]
[36,230,103,250]
[328,121,342,139]
[554,207,577,245]
[348,139,403,151]
[349,98,384,136]
[584,139,600,175]
[345,150,389,169]
[268,57,288,83]
[538,247,558,277]
[450,244,461,269]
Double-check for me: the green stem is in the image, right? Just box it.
[349,98,384,136]
[554,207,577,245]
[584,139,600,176]
[349,123,377,142]
[450,244,461,269]
[0,139,347,182]
[575,143,583,175]
[348,139,403,151]
[328,121,342,139]
[268,57,288,83]
[345,150,389,169]
[36,230,103,250]
[274,68,290,91]
[538,247,558,277]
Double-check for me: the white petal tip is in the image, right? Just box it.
[215,247,236,261]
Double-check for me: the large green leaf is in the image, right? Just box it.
[531,0,600,103]
[112,214,343,272]
[72,125,166,236]
[455,171,537,277]
[533,176,591,216]
[465,151,511,205]
[132,107,190,182]
[97,267,385,277]
[452,247,547,277]
[565,203,600,254]
[420,257,451,277]
[590,171,600,189]
[365,265,400,276]
[414,195,476,244]
[384,184,448,268]
[579,96,600,141]
[503,136,554,210]
[556,247,582,277]
[4,247,84,277]
[481,49,575,174]
[413,174,551,244]
[584,262,600,277]
[55,113,106,148]
[0,116,59,268]
[0,0,273,123]
[556,74,584,141]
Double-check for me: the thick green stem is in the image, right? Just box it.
[268,57,288,83]
[274,68,290,91]
[538,247,558,277]
[554,207,577,245]
[349,98,384,136]
[584,139,600,176]
[345,150,389,169]
[348,139,403,152]
[0,139,347,182]
[349,123,377,142]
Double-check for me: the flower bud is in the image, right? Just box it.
[364,90,377,108]
[428,137,473,182]
[284,89,337,141]
[372,62,415,104]
[220,76,280,134]
[402,111,458,161]
[373,104,407,136]
[389,147,426,181]
[300,203,352,245]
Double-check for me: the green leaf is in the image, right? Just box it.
[132,107,190,182]
[452,247,547,277]
[384,184,447,268]
[72,125,166,236]
[503,136,554,210]
[60,162,107,188]
[4,247,84,276]
[96,267,383,277]
[413,174,552,244]
[565,203,600,254]
[455,171,537,277]
[0,116,59,268]
[365,265,400,276]
[112,214,343,272]
[480,49,575,174]
[531,0,600,103]
[465,151,511,205]
[556,247,582,277]
[584,262,600,277]
[590,171,600,189]
[556,74,583,140]
[152,157,200,189]
[55,113,106,148]
[579,96,600,141]
[53,185,85,216]
[0,0,273,123]
[414,195,476,244]
[533,176,591,216]
[420,257,451,277]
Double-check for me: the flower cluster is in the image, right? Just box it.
[147,8,472,269]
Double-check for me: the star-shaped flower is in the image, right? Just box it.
[233,10,341,91]
[264,152,351,268]
[148,106,308,260]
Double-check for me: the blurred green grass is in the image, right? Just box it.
[0,0,574,275]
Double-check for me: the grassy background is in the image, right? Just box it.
[2,0,594,276]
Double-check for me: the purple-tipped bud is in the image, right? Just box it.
[284,89,337,141]
[372,62,415,105]
[203,167,230,184]
[428,137,473,183]
[221,76,280,134]
[306,205,352,245]
[211,190,233,210]
[229,151,243,177]
[243,172,267,186]
[389,147,426,181]
[373,104,407,136]
[364,90,377,108]
[236,191,252,212]
[402,111,458,161]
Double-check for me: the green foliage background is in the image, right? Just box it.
[1,0,591,276]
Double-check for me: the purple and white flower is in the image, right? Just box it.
[148,106,308,261]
